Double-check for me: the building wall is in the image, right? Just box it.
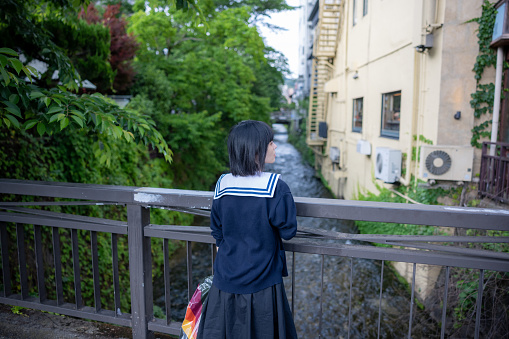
[319,0,488,200]
[437,0,489,173]
[438,1,481,146]
[297,0,319,99]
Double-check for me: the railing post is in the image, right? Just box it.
[128,205,154,339]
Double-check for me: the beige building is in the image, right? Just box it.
[306,0,492,199]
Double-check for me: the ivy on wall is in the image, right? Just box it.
[469,0,498,148]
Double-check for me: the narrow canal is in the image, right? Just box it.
[158,124,436,338]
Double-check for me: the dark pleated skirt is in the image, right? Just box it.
[196,283,298,339]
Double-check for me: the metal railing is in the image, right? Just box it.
[0,179,508,338]
[479,141,509,203]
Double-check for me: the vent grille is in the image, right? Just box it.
[425,150,452,175]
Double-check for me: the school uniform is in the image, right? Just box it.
[197,172,299,339]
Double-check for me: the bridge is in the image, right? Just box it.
[270,110,292,124]
[0,179,508,338]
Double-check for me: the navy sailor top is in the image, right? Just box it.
[210,172,298,294]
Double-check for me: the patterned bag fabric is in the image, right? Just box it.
[179,275,213,339]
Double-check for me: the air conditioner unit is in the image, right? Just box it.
[419,145,474,181]
[375,147,402,183]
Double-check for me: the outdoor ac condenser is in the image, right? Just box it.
[374,147,402,183]
[419,145,474,181]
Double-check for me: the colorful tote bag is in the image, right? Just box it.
[180,275,213,339]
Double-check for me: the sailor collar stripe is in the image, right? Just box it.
[214,173,280,199]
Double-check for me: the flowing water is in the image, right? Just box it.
[156,124,436,338]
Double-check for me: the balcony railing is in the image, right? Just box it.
[0,179,508,338]
[479,141,509,203]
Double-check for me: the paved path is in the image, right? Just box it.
[0,304,176,338]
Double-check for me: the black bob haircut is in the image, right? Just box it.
[228,120,274,176]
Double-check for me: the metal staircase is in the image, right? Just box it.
[307,0,343,145]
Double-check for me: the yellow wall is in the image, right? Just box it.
[320,0,489,199]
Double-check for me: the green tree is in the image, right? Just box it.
[0,0,292,315]
[212,0,294,20]
[79,3,140,93]
[128,5,285,188]
[44,17,115,92]
[252,47,289,112]
[0,0,171,163]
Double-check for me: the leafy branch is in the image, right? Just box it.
[0,47,172,165]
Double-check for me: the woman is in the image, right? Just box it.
[197,120,299,339]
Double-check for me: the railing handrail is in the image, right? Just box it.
[2,178,509,231]
[0,204,507,271]
[0,178,508,338]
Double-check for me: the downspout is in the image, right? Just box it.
[341,0,350,172]
[409,0,441,187]
[405,0,427,187]
[404,48,422,187]
[427,0,442,33]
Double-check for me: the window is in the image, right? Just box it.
[353,0,357,25]
[363,0,368,16]
[352,98,363,133]
[381,91,401,138]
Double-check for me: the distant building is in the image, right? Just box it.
[296,0,319,101]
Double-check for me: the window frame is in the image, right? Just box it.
[363,0,368,16]
[352,97,363,133]
[380,91,401,139]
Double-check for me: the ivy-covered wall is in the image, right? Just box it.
[470,0,498,148]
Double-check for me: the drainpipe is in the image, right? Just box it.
[430,0,439,31]
[409,0,429,188]
[491,47,504,156]
[405,49,422,188]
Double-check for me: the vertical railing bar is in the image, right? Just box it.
[485,153,491,192]
[491,156,496,192]
[291,251,295,316]
[186,241,193,302]
[318,255,324,338]
[33,225,47,302]
[127,205,153,338]
[479,143,486,194]
[503,160,509,199]
[164,239,172,325]
[502,160,508,200]
[377,260,384,339]
[489,151,495,194]
[497,146,504,195]
[52,227,63,305]
[0,222,11,296]
[16,223,28,300]
[474,269,484,339]
[500,159,509,199]
[440,266,450,339]
[408,263,417,339]
[90,230,101,312]
[71,229,82,309]
[111,233,121,317]
[348,257,353,339]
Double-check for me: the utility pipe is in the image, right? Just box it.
[490,47,504,156]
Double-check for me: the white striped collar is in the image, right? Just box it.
[213,172,280,199]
